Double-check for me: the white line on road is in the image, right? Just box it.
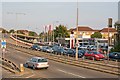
[57,69,86,78]
[26,74,34,78]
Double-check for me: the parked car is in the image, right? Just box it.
[65,48,75,56]
[41,46,48,52]
[84,51,105,60]
[109,52,120,60]
[31,44,41,51]
[64,49,85,58]
[87,46,97,50]
[52,46,65,55]
[79,45,88,50]
[25,57,49,69]
[46,47,53,53]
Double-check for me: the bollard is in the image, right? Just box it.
[20,64,24,72]
[82,56,84,60]
[68,54,69,59]
[93,57,95,61]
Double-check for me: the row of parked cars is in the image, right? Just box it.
[31,44,120,61]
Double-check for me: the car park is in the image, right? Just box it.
[84,51,105,60]
[25,57,49,69]
[109,52,120,61]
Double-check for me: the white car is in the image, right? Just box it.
[25,57,49,69]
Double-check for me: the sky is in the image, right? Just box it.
[0,0,119,34]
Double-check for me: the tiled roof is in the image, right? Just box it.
[68,28,75,32]
[77,26,94,31]
[100,28,117,32]
[68,26,94,31]
[0,28,5,31]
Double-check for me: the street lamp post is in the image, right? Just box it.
[7,12,26,46]
[15,13,26,46]
[53,21,59,45]
[76,1,79,60]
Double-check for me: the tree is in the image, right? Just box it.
[114,21,120,34]
[111,21,120,52]
[91,32,102,38]
[54,25,70,41]
[111,42,120,52]
[2,29,8,33]
[9,29,15,33]
[29,31,38,36]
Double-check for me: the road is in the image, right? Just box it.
[3,46,118,78]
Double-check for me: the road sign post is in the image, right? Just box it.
[1,40,6,58]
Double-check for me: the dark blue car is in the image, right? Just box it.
[52,46,65,55]
[109,52,120,60]
[65,49,84,58]
[31,44,41,51]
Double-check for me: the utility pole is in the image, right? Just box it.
[15,13,26,46]
[53,21,59,45]
[76,1,79,60]
[7,12,26,46]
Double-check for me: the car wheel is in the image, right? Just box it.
[45,67,48,69]
[32,65,36,70]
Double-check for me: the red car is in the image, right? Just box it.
[84,51,105,60]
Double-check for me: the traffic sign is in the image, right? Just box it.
[1,40,6,48]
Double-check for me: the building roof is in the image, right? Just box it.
[100,28,117,32]
[93,30,100,32]
[0,28,5,31]
[68,28,75,32]
[68,26,94,32]
[77,26,94,31]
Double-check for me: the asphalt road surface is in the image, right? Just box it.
[3,46,118,78]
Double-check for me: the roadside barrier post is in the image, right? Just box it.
[68,54,69,59]
[115,60,118,64]
[82,56,85,60]
[20,64,24,72]
[93,57,95,61]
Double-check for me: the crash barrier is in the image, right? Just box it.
[0,56,20,73]
[0,64,18,74]
[7,44,120,75]
[10,35,33,46]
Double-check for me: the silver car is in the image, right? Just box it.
[25,57,49,69]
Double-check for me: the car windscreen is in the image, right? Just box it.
[38,59,47,62]
[93,52,100,54]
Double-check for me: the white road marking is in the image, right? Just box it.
[25,74,34,78]
[58,69,86,78]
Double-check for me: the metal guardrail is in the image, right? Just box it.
[7,43,120,75]
[0,56,20,73]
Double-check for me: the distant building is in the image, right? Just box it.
[17,30,29,36]
[67,26,117,46]
[100,28,117,39]
[68,26,117,39]
[0,28,6,33]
